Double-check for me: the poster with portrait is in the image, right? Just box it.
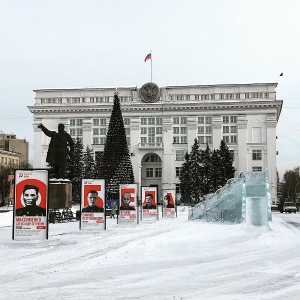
[81,179,105,230]
[119,183,138,225]
[13,169,49,240]
[141,186,158,221]
[162,189,176,218]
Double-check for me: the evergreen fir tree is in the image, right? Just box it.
[189,139,203,203]
[218,139,235,185]
[210,149,223,192]
[200,143,213,195]
[97,94,134,199]
[94,151,103,178]
[66,138,84,203]
[179,152,193,204]
[84,145,95,179]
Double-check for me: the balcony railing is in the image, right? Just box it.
[138,143,164,148]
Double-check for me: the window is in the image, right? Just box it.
[230,126,237,133]
[125,128,130,135]
[155,168,162,178]
[198,136,205,143]
[148,118,155,125]
[186,95,190,100]
[180,136,187,144]
[124,118,130,125]
[146,168,154,177]
[236,93,240,99]
[173,117,179,124]
[173,127,179,134]
[176,150,185,161]
[223,126,229,133]
[156,127,162,134]
[100,118,106,126]
[173,136,180,144]
[229,150,234,160]
[176,184,181,194]
[205,126,212,134]
[93,137,99,144]
[180,127,187,134]
[93,128,99,135]
[230,116,237,123]
[141,137,147,144]
[141,127,147,134]
[145,155,161,162]
[223,136,230,143]
[230,136,237,143]
[264,93,269,98]
[70,129,76,135]
[93,119,99,126]
[180,117,187,124]
[206,136,212,144]
[252,150,262,160]
[245,93,250,99]
[76,128,83,135]
[100,128,107,135]
[100,137,106,144]
[156,117,162,125]
[195,95,200,100]
[198,117,204,124]
[252,166,262,172]
[223,116,229,123]
[141,118,147,125]
[76,119,83,126]
[70,119,76,126]
[156,136,162,144]
[148,127,155,134]
[198,126,204,134]
[176,167,182,177]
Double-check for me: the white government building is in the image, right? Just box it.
[28,82,282,204]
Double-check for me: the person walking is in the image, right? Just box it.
[111,201,117,218]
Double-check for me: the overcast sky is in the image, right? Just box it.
[0,0,299,178]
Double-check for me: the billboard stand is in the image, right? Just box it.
[13,169,49,240]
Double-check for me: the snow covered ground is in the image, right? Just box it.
[0,207,300,300]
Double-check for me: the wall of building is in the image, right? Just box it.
[28,83,282,204]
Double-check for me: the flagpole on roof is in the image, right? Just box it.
[150,49,152,82]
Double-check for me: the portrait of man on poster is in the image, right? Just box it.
[15,184,46,216]
[164,194,175,208]
[120,192,135,210]
[82,190,104,212]
[142,193,156,209]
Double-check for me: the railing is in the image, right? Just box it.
[138,143,164,148]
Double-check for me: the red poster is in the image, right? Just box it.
[13,169,48,240]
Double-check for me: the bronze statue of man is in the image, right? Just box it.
[38,123,74,179]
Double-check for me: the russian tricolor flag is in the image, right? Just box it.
[144,53,152,62]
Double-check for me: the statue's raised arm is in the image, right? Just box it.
[38,123,74,179]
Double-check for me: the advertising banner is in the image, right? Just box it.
[162,190,176,218]
[81,179,105,230]
[13,169,48,240]
[119,184,138,225]
[141,186,158,221]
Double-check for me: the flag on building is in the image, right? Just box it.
[144,53,152,62]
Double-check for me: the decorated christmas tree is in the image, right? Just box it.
[96,93,134,199]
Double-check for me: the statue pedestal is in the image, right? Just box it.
[49,180,72,209]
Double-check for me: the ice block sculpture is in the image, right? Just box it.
[188,170,272,225]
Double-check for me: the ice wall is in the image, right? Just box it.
[188,170,272,225]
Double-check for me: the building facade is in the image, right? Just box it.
[28,82,282,204]
[0,149,20,167]
[0,133,29,165]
